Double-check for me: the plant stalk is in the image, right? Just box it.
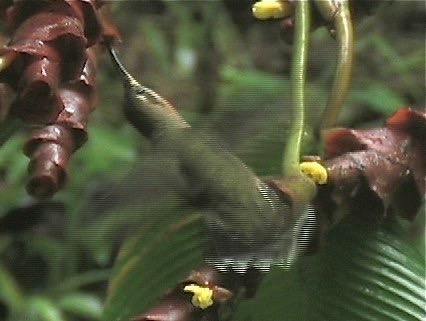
[316,0,354,129]
[282,0,310,176]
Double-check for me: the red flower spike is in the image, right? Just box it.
[12,55,62,124]
[97,5,121,46]
[24,124,75,199]
[386,108,426,197]
[387,108,426,132]
[0,0,119,198]
[322,108,425,221]
[73,47,98,106]
[56,86,91,142]
[73,0,104,46]
[55,47,98,147]
[26,143,70,199]
[23,55,96,197]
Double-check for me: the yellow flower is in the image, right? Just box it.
[300,161,328,185]
[252,0,293,20]
[184,284,214,309]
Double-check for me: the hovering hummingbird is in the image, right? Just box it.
[107,45,316,272]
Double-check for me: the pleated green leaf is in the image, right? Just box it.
[304,216,425,321]
[232,215,425,321]
[102,198,424,321]
[234,266,308,321]
[103,211,203,321]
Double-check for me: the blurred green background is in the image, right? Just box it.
[0,1,424,320]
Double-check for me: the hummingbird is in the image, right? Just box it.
[107,45,316,272]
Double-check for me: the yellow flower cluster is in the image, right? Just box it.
[183,284,214,309]
[252,0,293,20]
[300,161,328,185]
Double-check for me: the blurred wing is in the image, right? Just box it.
[204,181,317,273]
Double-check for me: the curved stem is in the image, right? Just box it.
[317,0,354,129]
[282,0,310,176]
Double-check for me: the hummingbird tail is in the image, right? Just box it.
[204,204,317,273]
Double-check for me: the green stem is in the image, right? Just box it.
[282,0,310,176]
[316,0,354,129]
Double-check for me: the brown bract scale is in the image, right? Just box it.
[132,290,195,321]
[184,267,233,303]
[132,265,223,321]
[386,108,426,196]
[320,108,425,224]
[23,124,75,198]
[0,0,120,198]
[132,264,262,321]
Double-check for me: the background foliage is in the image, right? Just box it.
[0,1,424,320]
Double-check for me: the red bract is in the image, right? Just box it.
[386,108,426,195]
[322,108,425,221]
[132,292,195,321]
[0,0,119,198]
[132,265,248,321]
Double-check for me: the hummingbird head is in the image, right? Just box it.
[107,45,189,137]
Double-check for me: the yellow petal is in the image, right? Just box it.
[184,284,214,309]
[252,0,293,20]
[300,161,328,185]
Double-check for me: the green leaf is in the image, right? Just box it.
[0,134,25,167]
[233,215,425,321]
[58,292,103,320]
[0,134,28,214]
[24,235,64,286]
[237,119,288,176]
[52,270,111,295]
[209,67,323,176]
[0,263,23,315]
[21,296,65,321]
[80,188,184,266]
[234,266,308,321]
[217,67,291,114]
[70,124,137,184]
[304,216,426,321]
[103,211,203,321]
[350,83,406,116]
[139,20,172,75]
